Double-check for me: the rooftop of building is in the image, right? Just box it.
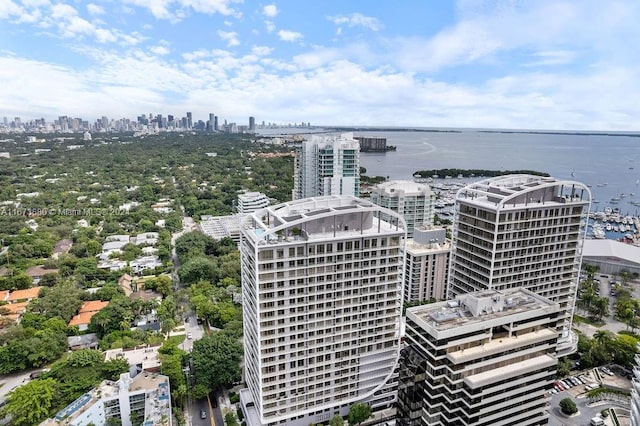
[238,191,268,200]
[7,286,42,301]
[24,265,58,277]
[407,288,558,333]
[372,180,432,196]
[583,238,640,265]
[104,345,162,371]
[303,132,357,146]
[200,214,245,239]
[79,300,109,313]
[243,195,406,244]
[455,174,591,209]
[42,372,170,426]
[69,311,99,326]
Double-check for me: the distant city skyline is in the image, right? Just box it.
[0,113,312,133]
[1,1,639,130]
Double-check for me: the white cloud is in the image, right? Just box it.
[328,13,382,31]
[218,30,240,47]
[87,3,105,15]
[122,0,241,21]
[524,50,576,67]
[123,0,174,20]
[2,0,640,130]
[150,46,171,55]
[263,4,277,17]
[265,20,275,33]
[251,45,273,56]
[181,0,240,16]
[278,29,302,42]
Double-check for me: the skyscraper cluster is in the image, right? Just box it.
[0,113,260,134]
[239,133,591,426]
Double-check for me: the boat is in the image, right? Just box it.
[592,227,606,239]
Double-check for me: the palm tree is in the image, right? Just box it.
[593,330,614,347]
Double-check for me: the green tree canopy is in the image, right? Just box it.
[192,332,243,391]
[559,397,578,415]
[330,414,345,426]
[348,403,372,426]
[178,256,217,284]
[1,378,57,426]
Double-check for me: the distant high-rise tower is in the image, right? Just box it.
[293,133,360,200]
[447,174,590,353]
[398,288,560,426]
[186,112,193,129]
[249,116,255,132]
[370,180,435,237]
[403,227,450,302]
[239,195,405,426]
[237,192,269,213]
[214,116,219,131]
[208,113,215,131]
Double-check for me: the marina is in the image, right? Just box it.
[412,176,640,246]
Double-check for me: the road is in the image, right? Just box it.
[170,207,210,425]
[180,313,205,352]
[190,398,213,426]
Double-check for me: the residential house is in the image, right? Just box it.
[118,273,134,296]
[134,232,159,246]
[67,333,99,350]
[52,239,73,259]
[129,256,163,275]
[97,259,127,272]
[69,300,110,331]
[7,286,43,303]
[25,265,59,285]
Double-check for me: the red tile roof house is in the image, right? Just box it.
[0,287,42,326]
[69,300,110,331]
[7,286,43,303]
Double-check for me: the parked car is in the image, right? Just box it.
[201,409,207,419]
[601,367,614,376]
[187,332,193,340]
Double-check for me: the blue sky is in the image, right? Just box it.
[1,0,639,130]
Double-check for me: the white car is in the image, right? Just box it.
[187,332,193,340]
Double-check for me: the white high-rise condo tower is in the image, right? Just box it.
[369,180,435,237]
[293,133,360,200]
[447,174,590,354]
[239,195,406,426]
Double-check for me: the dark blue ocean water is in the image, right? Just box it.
[357,130,640,216]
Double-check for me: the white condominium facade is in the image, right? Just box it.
[398,288,560,426]
[240,195,405,426]
[631,354,640,426]
[41,372,171,426]
[447,175,590,350]
[292,133,360,200]
[239,192,270,214]
[403,228,450,303]
[370,180,435,237]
